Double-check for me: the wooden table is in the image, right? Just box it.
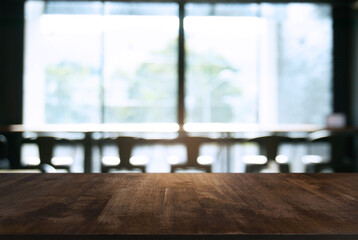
[0,173,357,240]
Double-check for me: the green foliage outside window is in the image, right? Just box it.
[45,39,241,124]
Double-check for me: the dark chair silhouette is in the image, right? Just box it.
[170,136,212,173]
[303,130,350,173]
[244,135,291,173]
[101,136,146,173]
[23,136,73,172]
[0,134,10,169]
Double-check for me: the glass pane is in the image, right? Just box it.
[24,1,102,125]
[185,3,261,124]
[103,2,178,123]
[185,3,332,126]
[272,4,333,125]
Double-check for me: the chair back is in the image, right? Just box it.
[306,130,353,172]
[244,135,291,173]
[249,135,291,161]
[170,136,212,173]
[23,136,73,172]
[101,136,146,173]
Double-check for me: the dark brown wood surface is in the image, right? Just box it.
[0,173,358,240]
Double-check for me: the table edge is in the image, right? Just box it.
[0,234,357,240]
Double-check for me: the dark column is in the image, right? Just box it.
[0,1,24,168]
[352,6,358,172]
[332,3,356,172]
[332,3,353,122]
[0,1,24,125]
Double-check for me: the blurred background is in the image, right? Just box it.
[1,0,358,173]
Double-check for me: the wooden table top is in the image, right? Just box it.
[0,173,357,240]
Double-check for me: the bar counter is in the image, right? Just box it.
[0,173,357,239]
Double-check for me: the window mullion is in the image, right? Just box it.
[178,1,186,134]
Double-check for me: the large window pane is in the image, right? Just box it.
[24,1,102,125]
[185,4,260,124]
[274,4,332,124]
[24,1,178,126]
[103,3,178,123]
[185,3,332,126]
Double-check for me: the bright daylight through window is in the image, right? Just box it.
[24,1,332,130]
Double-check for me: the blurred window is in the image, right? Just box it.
[24,1,178,125]
[102,2,178,123]
[24,1,332,128]
[185,3,332,126]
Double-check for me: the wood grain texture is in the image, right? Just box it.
[0,173,357,240]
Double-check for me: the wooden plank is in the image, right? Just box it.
[0,173,357,239]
